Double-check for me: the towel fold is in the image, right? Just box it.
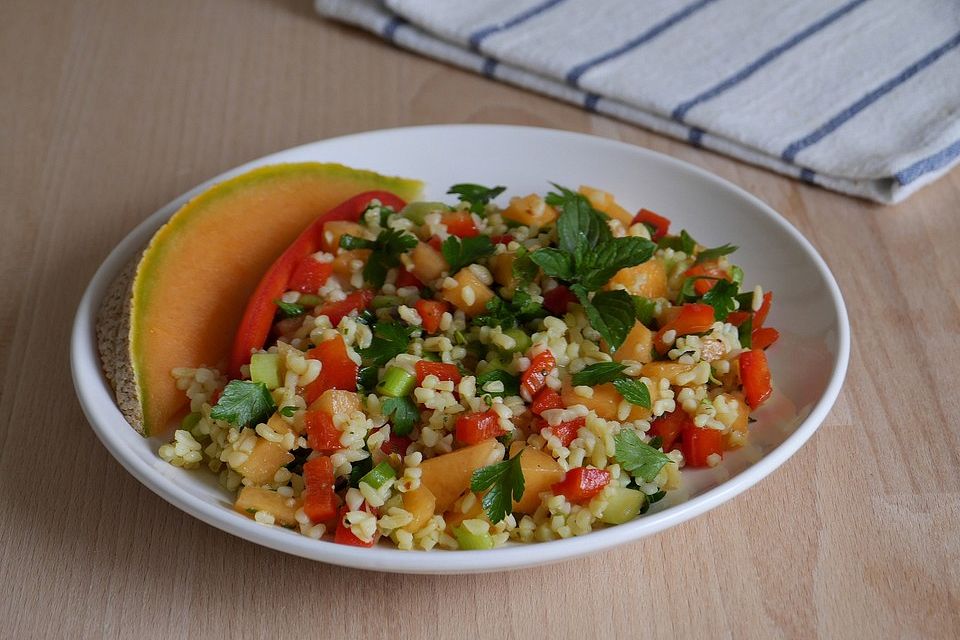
[316,0,960,203]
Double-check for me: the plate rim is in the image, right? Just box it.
[70,124,850,574]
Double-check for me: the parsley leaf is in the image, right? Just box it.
[357,365,379,393]
[471,450,526,523]
[614,429,671,483]
[279,405,298,418]
[441,235,495,273]
[700,279,739,321]
[342,229,418,288]
[475,369,520,397]
[695,243,738,264]
[511,245,539,286]
[274,299,305,318]
[612,378,651,408]
[447,183,506,215]
[339,235,376,250]
[381,396,419,435]
[359,322,419,367]
[571,362,627,386]
[210,380,276,428]
[575,287,640,352]
[349,454,374,487]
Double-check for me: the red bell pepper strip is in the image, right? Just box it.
[381,434,412,456]
[302,455,337,522]
[415,360,461,386]
[304,335,359,405]
[548,417,584,447]
[334,505,378,547]
[530,388,564,416]
[288,256,334,294]
[682,262,729,296]
[415,299,448,334]
[455,410,506,444]
[490,234,514,245]
[441,211,478,237]
[632,208,671,241]
[520,350,556,399]
[654,303,715,354]
[427,235,443,251]
[751,326,780,350]
[305,409,342,453]
[395,268,423,289]
[543,285,577,316]
[649,407,695,452]
[229,190,407,378]
[551,467,611,504]
[754,291,773,328]
[680,425,724,467]
[726,310,750,326]
[740,349,772,408]
[314,289,374,327]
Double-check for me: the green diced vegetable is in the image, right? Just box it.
[359,461,396,490]
[372,294,403,309]
[400,201,448,225]
[181,411,201,430]
[501,327,532,354]
[378,366,417,397]
[249,353,282,390]
[599,486,646,525]
[299,294,322,307]
[453,524,496,550]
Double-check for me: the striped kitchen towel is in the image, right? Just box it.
[315,0,960,204]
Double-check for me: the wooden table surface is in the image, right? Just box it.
[3,1,958,637]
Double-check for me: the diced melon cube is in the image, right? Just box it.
[331,249,370,277]
[561,382,621,420]
[234,438,294,483]
[440,268,494,317]
[323,220,372,253]
[508,442,565,514]
[640,362,695,385]
[402,486,437,533]
[614,322,654,364]
[410,241,449,283]
[578,186,634,226]
[234,486,302,526]
[502,194,558,227]
[606,258,668,298]
[489,252,515,289]
[309,389,360,416]
[419,439,500,512]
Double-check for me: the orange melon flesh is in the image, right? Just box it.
[129,163,422,435]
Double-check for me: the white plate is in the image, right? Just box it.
[71,125,849,574]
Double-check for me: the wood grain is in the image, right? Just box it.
[2,0,958,637]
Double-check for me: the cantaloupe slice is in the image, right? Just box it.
[97,163,422,436]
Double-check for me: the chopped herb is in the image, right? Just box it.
[728,265,744,286]
[575,287,641,352]
[357,365,379,392]
[612,378,651,408]
[279,405,298,418]
[511,245,539,286]
[738,315,753,349]
[475,369,520,397]
[614,429,671,483]
[647,490,666,504]
[339,235,376,250]
[381,395,419,435]
[701,278,739,321]
[447,183,506,215]
[441,235,495,273]
[360,322,418,367]
[571,362,627,386]
[210,380,276,428]
[342,228,418,288]
[274,299,306,318]
[576,237,657,291]
[648,436,663,450]
[472,290,543,329]
[470,450,525,523]
[348,454,374,487]
[658,229,697,254]
[695,243,738,264]
[633,296,657,327]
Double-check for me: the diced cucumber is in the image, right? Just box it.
[181,411,202,430]
[377,366,417,397]
[400,201,449,225]
[299,294,322,307]
[372,295,403,309]
[500,327,532,354]
[599,486,646,525]
[454,524,495,550]
[729,265,744,286]
[359,461,396,490]
[250,353,282,390]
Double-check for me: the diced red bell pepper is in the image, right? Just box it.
[751,326,780,350]
[649,407,695,452]
[334,505,378,547]
[381,434,412,456]
[415,299,448,334]
[455,409,506,444]
[415,360,461,386]
[442,211,478,238]
[288,256,334,294]
[740,349,772,408]
[490,234,514,245]
[521,350,556,399]
[547,417,585,447]
[683,262,729,296]
[305,409,342,453]
[654,303,716,354]
[229,191,407,378]
[395,269,423,289]
[551,467,611,504]
[427,235,443,251]
[302,455,337,522]
[726,310,750,326]
[754,291,773,328]
[315,289,374,327]
[680,425,724,468]
[304,335,359,404]
[530,388,564,416]
[543,285,577,316]
[632,208,671,241]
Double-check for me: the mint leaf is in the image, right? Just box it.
[511,245,539,286]
[470,450,525,523]
[701,279,739,321]
[575,287,639,352]
[441,235,495,273]
[529,248,574,280]
[447,183,506,215]
[475,369,520,397]
[658,229,697,254]
[577,237,657,290]
[695,243,738,264]
[633,296,657,327]
[382,395,419,435]
[339,235,376,251]
[554,188,612,258]
[360,322,419,366]
[612,378,651,408]
[614,429,671,482]
[274,299,305,318]
[210,380,276,427]
[571,362,627,386]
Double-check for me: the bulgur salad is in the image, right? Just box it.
[160,183,778,550]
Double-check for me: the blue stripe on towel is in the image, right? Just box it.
[894,138,960,185]
[565,0,718,88]
[481,58,499,77]
[800,168,816,183]
[468,0,567,52]
[584,93,601,112]
[688,127,705,147]
[671,0,869,123]
[383,16,406,41]
[782,30,960,163]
